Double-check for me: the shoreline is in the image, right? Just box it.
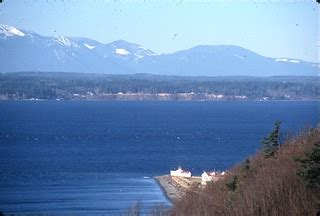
[154,175,181,203]
[154,175,202,203]
[0,98,318,102]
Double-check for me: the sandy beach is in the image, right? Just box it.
[154,175,201,202]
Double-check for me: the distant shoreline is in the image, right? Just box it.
[1,73,318,101]
[0,98,318,102]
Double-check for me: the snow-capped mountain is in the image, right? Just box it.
[0,25,26,37]
[138,45,318,76]
[0,24,318,76]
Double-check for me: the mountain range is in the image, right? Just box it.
[0,24,318,76]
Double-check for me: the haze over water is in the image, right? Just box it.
[0,101,318,214]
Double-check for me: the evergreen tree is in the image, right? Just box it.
[261,121,282,158]
[296,142,320,188]
[241,158,250,171]
[226,175,238,192]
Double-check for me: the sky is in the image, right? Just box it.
[0,0,318,62]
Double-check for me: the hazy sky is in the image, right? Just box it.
[0,0,318,62]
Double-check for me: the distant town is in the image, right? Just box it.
[4,92,246,101]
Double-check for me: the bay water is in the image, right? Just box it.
[0,101,318,214]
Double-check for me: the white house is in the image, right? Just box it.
[201,171,225,185]
[170,167,192,178]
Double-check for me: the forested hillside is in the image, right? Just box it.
[171,127,320,216]
[0,72,318,101]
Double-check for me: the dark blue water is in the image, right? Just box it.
[0,101,318,214]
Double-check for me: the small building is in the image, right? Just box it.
[170,167,192,178]
[201,171,225,185]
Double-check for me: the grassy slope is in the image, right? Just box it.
[171,128,320,216]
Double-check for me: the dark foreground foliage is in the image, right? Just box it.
[171,128,320,216]
[296,142,320,188]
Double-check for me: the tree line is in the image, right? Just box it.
[0,72,318,100]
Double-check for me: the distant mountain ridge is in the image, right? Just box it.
[0,24,318,76]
